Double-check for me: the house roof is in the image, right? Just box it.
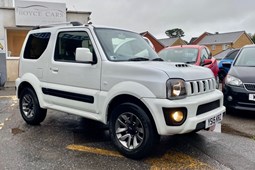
[198,31,245,45]
[189,37,198,44]
[158,37,179,46]
[190,32,212,45]
[140,31,165,48]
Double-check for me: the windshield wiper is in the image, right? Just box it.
[151,58,164,61]
[128,57,149,61]
[185,61,195,64]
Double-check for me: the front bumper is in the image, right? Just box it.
[142,90,225,135]
[223,84,255,111]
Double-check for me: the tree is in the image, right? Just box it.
[251,34,255,44]
[165,28,184,38]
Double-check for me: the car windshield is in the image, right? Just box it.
[234,47,255,67]
[158,48,198,64]
[95,28,159,61]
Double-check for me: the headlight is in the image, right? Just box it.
[166,79,187,99]
[225,75,243,86]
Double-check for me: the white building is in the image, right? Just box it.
[0,0,91,86]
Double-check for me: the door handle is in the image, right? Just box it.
[50,67,59,73]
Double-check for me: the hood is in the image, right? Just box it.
[102,61,214,99]
[229,66,255,83]
[136,62,214,81]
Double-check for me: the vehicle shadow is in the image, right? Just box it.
[227,110,255,119]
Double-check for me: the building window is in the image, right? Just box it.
[7,29,29,57]
[222,44,228,50]
[212,45,215,50]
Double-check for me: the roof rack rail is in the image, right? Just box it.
[32,21,83,30]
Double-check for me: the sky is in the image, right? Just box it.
[17,0,255,42]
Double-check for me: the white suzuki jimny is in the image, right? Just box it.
[16,22,225,159]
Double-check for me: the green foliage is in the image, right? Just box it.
[251,34,255,43]
[165,28,184,38]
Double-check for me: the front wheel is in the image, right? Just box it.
[19,88,47,125]
[109,103,159,159]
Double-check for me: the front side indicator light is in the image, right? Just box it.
[163,107,187,126]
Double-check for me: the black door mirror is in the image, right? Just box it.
[222,62,232,69]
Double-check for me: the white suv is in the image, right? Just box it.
[16,22,225,159]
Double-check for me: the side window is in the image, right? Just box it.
[200,48,209,64]
[24,32,51,59]
[226,50,239,60]
[54,31,95,62]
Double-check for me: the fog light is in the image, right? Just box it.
[227,96,233,101]
[163,107,187,126]
[171,111,184,123]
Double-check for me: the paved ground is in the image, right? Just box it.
[1,85,255,170]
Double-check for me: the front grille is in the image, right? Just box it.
[197,100,220,115]
[185,78,216,96]
[244,83,255,91]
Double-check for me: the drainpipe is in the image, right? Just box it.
[0,52,7,87]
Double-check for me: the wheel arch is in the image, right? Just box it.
[17,81,35,99]
[17,73,46,108]
[107,94,158,134]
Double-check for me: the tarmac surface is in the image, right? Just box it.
[0,85,255,170]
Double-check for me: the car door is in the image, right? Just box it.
[43,28,101,114]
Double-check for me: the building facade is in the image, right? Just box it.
[191,31,253,56]
[0,0,91,86]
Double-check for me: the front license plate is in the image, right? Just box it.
[249,94,255,101]
[205,113,223,128]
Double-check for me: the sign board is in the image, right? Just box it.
[15,0,66,26]
[0,40,5,53]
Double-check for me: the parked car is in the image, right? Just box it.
[218,49,240,82]
[222,45,255,113]
[158,45,219,87]
[16,23,225,159]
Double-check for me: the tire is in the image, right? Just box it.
[19,88,47,125]
[215,75,220,89]
[218,69,227,82]
[109,103,159,159]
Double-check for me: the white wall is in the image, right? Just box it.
[0,0,13,8]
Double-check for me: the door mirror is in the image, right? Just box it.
[202,59,212,66]
[75,48,93,63]
[222,62,232,69]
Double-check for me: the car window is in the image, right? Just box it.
[24,32,51,59]
[95,28,158,61]
[54,31,96,62]
[225,50,239,60]
[158,48,198,63]
[234,47,255,66]
[200,48,209,63]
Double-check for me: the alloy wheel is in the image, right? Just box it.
[115,112,144,150]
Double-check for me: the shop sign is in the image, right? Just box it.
[15,0,66,26]
[0,40,5,53]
